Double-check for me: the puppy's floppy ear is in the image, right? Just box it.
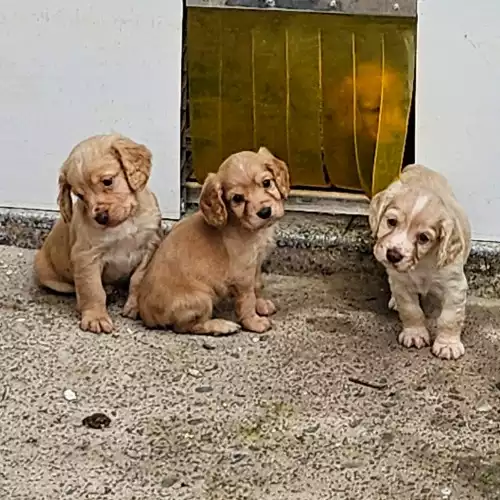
[368,180,402,237]
[369,190,391,237]
[437,215,466,268]
[258,147,290,199]
[112,137,152,191]
[57,165,73,223]
[200,173,227,228]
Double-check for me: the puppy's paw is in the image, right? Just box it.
[122,298,139,320]
[388,296,398,311]
[398,327,430,349]
[256,298,277,317]
[211,320,241,336]
[242,315,271,333]
[432,338,465,360]
[81,310,114,334]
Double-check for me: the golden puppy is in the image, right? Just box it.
[34,134,162,333]
[137,147,290,335]
[369,165,471,360]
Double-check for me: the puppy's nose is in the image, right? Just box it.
[257,207,272,220]
[95,211,109,226]
[386,248,403,264]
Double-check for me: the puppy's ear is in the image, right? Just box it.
[437,216,466,268]
[57,166,73,223]
[368,190,391,237]
[369,180,403,237]
[200,173,227,228]
[258,147,291,199]
[112,137,152,191]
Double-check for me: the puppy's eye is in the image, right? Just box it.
[102,178,113,187]
[232,194,245,204]
[75,193,84,201]
[418,233,430,244]
[387,218,398,228]
[262,179,271,188]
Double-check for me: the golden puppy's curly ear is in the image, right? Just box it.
[112,137,152,191]
[437,217,466,268]
[199,173,227,228]
[258,147,291,199]
[57,168,73,223]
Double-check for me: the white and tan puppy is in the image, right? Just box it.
[369,165,471,360]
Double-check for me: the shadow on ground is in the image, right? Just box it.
[1,245,500,500]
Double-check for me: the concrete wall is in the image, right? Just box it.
[416,0,500,241]
[0,0,183,220]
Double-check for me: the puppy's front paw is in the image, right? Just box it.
[398,327,430,349]
[242,315,271,333]
[256,298,277,317]
[388,296,398,311]
[81,310,114,334]
[432,338,465,360]
[122,298,139,319]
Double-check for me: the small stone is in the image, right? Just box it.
[231,452,247,464]
[17,252,23,258]
[126,328,134,335]
[441,486,452,497]
[259,335,269,342]
[5,269,13,276]
[476,401,492,413]
[195,386,213,394]
[230,352,240,359]
[172,374,182,382]
[304,423,320,434]
[15,318,26,323]
[63,389,77,401]
[202,341,216,350]
[82,412,111,430]
[187,418,204,425]
[495,381,500,391]
[187,368,202,378]
[161,475,178,488]
[205,363,218,372]
[252,337,259,343]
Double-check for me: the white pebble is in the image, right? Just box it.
[63,389,77,401]
[5,270,13,276]
[187,368,202,378]
[441,486,452,497]
[252,337,259,343]
[476,402,492,412]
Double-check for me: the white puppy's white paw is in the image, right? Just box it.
[388,296,398,311]
[398,327,430,349]
[432,338,465,360]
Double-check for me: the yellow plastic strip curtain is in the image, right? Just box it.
[187,8,415,197]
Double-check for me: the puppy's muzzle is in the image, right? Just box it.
[95,211,109,226]
[257,207,272,220]
[386,248,403,264]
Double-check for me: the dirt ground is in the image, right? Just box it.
[1,244,500,500]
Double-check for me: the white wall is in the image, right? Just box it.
[416,0,500,242]
[0,0,183,220]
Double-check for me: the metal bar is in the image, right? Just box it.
[185,0,416,18]
[185,181,370,216]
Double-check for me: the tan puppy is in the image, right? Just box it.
[34,134,162,333]
[138,147,290,335]
[369,165,471,360]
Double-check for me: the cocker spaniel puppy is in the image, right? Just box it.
[369,164,471,359]
[137,147,290,335]
[34,134,162,333]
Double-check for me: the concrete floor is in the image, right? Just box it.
[1,245,500,500]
